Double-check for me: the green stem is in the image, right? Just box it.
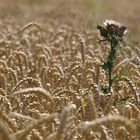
[108,67,112,92]
[108,38,117,91]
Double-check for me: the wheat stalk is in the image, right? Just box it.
[0,122,12,140]
[55,104,75,140]
[113,57,135,73]
[9,112,36,122]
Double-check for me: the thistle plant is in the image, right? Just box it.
[97,20,127,92]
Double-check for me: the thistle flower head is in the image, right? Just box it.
[97,19,127,40]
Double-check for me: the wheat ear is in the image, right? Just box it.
[0,74,6,91]
[12,113,57,140]
[9,87,53,103]
[122,76,139,105]
[15,52,29,73]
[0,110,17,133]
[10,77,42,93]
[78,35,86,65]
[18,22,42,34]
[0,60,7,68]
[7,68,18,85]
[103,91,115,115]
[81,115,135,134]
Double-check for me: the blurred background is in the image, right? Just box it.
[0,0,140,41]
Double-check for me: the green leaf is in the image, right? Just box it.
[116,97,129,104]
[99,84,108,93]
[112,68,130,81]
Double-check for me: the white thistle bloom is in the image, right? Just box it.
[103,19,121,27]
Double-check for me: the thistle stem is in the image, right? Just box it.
[108,37,117,91]
[108,67,112,92]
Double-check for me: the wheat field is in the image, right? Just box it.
[0,0,140,140]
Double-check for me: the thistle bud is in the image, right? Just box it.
[97,19,127,40]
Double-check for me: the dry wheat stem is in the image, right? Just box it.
[113,57,135,73]
[0,122,12,140]
[55,105,71,140]
[9,112,36,122]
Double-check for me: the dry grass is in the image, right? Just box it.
[0,0,140,140]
